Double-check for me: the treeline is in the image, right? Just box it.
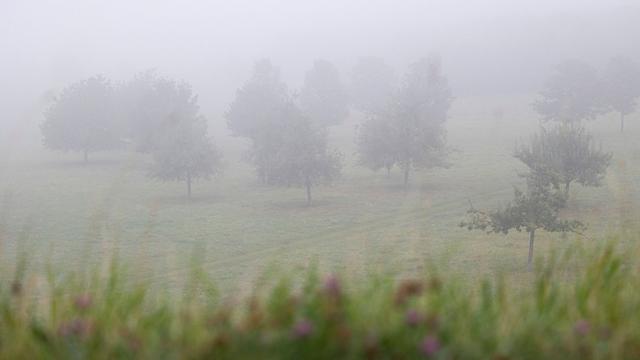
[40,56,639,209]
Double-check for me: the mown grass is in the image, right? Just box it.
[1,239,640,358]
[0,95,639,290]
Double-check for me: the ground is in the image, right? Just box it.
[1,94,639,290]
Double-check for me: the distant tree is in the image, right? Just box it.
[41,76,120,163]
[356,113,398,176]
[299,59,349,127]
[603,56,640,132]
[270,102,342,206]
[515,125,611,195]
[226,60,289,183]
[533,60,605,124]
[390,56,452,187]
[350,57,397,115]
[148,98,221,198]
[120,71,199,152]
[461,174,583,269]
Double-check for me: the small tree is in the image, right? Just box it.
[350,56,397,115]
[356,114,398,176]
[41,76,120,163]
[603,56,640,132]
[515,125,611,195]
[270,102,342,206]
[119,71,198,152]
[226,59,289,183]
[149,108,221,199]
[461,174,583,269]
[299,59,349,127]
[533,60,605,124]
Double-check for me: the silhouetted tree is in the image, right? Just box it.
[461,174,583,269]
[533,60,605,124]
[603,56,640,132]
[149,99,221,198]
[299,59,349,127]
[226,60,289,183]
[120,71,199,152]
[41,76,120,163]
[270,102,342,206]
[350,56,397,115]
[515,125,611,195]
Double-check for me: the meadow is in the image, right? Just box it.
[1,94,639,292]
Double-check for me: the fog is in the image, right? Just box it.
[1,0,638,150]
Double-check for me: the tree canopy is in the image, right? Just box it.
[299,59,349,127]
[349,56,397,115]
[603,56,640,132]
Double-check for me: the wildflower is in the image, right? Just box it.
[74,293,93,311]
[292,319,314,339]
[324,275,341,298]
[394,279,423,306]
[574,319,590,336]
[58,318,93,339]
[420,335,441,357]
[406,309,424,327]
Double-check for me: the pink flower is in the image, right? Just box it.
[74,293,93,311]
[406,309,424,327]
[58,318,93,339]
[292,319,314,339]
[324,275,341,298]
[574,319,590,336]
[420,335,441,356]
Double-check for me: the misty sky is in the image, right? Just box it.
[1,0,638,143]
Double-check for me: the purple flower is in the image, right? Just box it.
[420,335,441,357]
[574,319,590,336]
[292,319,314,339]
[74,293,93,311]
[58,318,93,339]
[324,275,341,298]
[406,309,424,327]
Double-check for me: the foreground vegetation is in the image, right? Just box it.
[1,240,639,358]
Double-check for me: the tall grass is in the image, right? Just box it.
[1,239,640,359]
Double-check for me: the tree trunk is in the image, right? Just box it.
[620,112,625,133]
[527,229,535,270]
[186,171,192,199]
[305,176,312,206]
[403,166,410,189]
[83,149,88,164]
[564,181,571,197]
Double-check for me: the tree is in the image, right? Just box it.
[382,56,452,187]
[533,60,605,124]
[119,71,199,152]
[41,76,120,163]
[270,102,342,206]
[148,98,221,198]
[299,59,349,127]
[515,125,611,195]
[226,59,289,183]
[350,56,397,115]
[356,113,398,176]
[461,174,583,269]
[603,56,640,132]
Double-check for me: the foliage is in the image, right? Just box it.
[148,110,222,198]
[41,76,121,162]
[349,56,397,115]
[515,125,612,194]
[2,242,640,358]
[603,56,640,132]
[269,102,342,205]
[357,56,452,186]
[533,60,605,124]
[119,71,199,152]
[299,59,350,127]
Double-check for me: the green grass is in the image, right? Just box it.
[1,94,640,290]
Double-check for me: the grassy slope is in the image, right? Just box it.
[1,94,639,290]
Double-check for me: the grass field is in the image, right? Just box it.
[1,94,639,290]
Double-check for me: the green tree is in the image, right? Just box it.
[461,174,583,269]
[603,56,640,132]
[533,60,605,124]
[270,102,342,206]
[41,76,120,163]
[515,125,611,195]
[299,59,349,127]
[149,105,221,199]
